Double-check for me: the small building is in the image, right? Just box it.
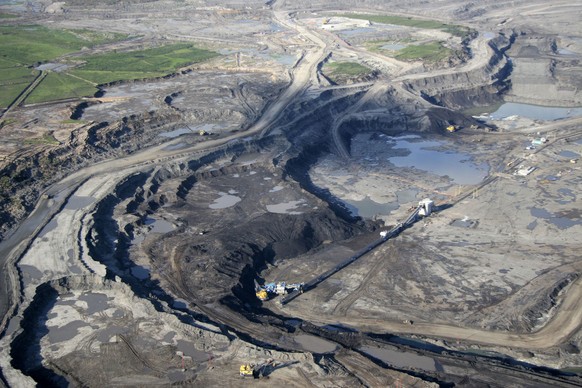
[418,198,434,217]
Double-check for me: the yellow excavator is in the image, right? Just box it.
[254,280,303,302]
[240,359,276,378]
[256,288,268,301]
[239,364,254,377]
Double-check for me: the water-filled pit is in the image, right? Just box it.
[387,135,488,185]
[360,345,437,372]
[486,103,582,121]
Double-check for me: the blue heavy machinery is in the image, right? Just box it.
[254,280,304,301]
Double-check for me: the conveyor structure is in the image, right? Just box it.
[280,199,432,305]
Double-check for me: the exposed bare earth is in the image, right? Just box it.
[1,0,582,387]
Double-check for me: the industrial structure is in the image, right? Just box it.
[280,199,435,305]
[255,280,304,301]
[239,359,276,378]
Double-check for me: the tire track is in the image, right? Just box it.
[332,249,391,316]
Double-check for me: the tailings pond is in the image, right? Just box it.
[385,135,488,185]
[310,133,489,220]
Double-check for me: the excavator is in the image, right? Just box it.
[255,280,304,301]
[240,359,276,378]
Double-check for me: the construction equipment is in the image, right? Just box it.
[446,125,458,133]
[240,359,276,378]
[254,280,303,301]
[240,364,254,377]
[281,200,433,305]
[256,288,268,301]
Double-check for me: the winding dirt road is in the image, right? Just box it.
[0,5,329,335]
[1,5,582,371]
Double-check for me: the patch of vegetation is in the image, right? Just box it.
[0,24,218,106]
[0,25,128,108]
[25,72,97,104]
[0,25,126,64]
[395,42,452,62]
[24,132,60,146]
[365,39,410,54]
[26,44,219,103]
[69,69,165,85]
[326,61,371,77]
[79,43,218,73]
[340,14,473,38]
[0,13,18,19]
[0,118,17,129]
[60,119,88,124]
[0,66,38,107]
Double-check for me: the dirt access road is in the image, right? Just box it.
[1,2,582,381]
[0,2,328,334]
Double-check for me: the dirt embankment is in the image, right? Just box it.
[82,131,377,312]
[505,30,582,106]
[0,108,179,241]
[403,32,516,109]
[0,66,287,243]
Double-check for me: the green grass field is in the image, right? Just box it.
[0,24,219,106]
[27,44,219,103]
[68,69,165,85]
[326,61,371,76]
[0,25,126,64]
[79,43,218,73]
[340,14,473,38]
[25,72,97,104]
[0,25,128,107]
[395,42,452,62]
[0,65,38,107]
[324,61,372,83]
[23,132,60,145]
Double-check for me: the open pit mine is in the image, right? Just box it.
[1,0,582,386]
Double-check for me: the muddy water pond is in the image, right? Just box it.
[131,265,150,280]
[294,334,337,353]
[339,27,376,37]
[145,217,176,233]
[47,320,90,343]
[159,123,224,138]
[344,196,398,218]
[488,103,582,121]
[209,192,242,209]
[530,207,582,229]
[79,292,112,314]
[176,339,209,361]
[380,43,406,51]
[559,150,580,159]
[266,200,305,214]
[159,127,193,138]
[360,345,437,372]
[388,136,488,185]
